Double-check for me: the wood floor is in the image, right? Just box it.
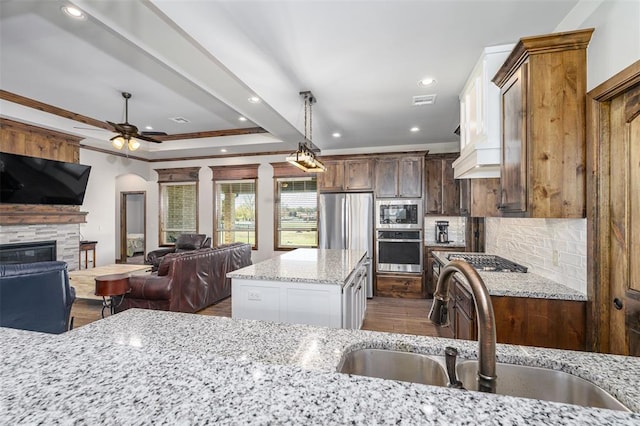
[71,296,444,337]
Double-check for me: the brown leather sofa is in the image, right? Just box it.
[146,233,212,272]
[116,242,251,314]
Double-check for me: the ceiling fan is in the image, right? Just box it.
[107,92,163,151]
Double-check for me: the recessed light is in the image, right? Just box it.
[332,132,341,138]
[145,126,153,130]
[221,149,228,153]
[418,77,437,87]
[61,6,85,19]
[410,127,420,132]
[238,116,247,122]
[248,96,261,104]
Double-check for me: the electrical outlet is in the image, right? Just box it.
[248,291,261,301]
[552,250,559,267]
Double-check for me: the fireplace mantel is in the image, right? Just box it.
[0,205,88,225]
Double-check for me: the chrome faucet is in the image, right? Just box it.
[428,259,497,393]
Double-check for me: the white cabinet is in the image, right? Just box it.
[232,257,367,329]
[453,44,514,179]
[342,264,367,329]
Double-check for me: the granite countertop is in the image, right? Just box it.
[425,241,467,248]
[2,309,639,424]
[432,251,587,301]
[227,248,366,285]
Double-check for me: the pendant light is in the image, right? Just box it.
[286,91,326,172]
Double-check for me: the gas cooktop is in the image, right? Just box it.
[447,254,528,273]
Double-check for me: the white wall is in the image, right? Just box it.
[79,150,150,266]
[555,0,640,90]
[81,149,304,265]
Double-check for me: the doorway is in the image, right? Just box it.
[119,191,146,264]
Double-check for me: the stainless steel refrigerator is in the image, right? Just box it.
[319,193,374,297]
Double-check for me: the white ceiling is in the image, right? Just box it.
[0,0,579,160]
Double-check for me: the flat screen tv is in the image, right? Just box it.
[0,152,91,206]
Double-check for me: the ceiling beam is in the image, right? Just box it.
[1,90,268,141]
[0,90,112,131]
[155,127,267,141]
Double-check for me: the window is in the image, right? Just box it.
[155,166,201,246]
[275,177,317,249]
[159,182,198,245]
[215,180,257,248]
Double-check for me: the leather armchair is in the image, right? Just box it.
[146,233,211,271]
[0,261,75,334]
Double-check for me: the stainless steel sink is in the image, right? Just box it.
[456,360,630,412]
[338,349,629,412]
[338,349,447,387]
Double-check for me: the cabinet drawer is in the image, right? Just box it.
[454,279,474,318]
[376,274,423,298]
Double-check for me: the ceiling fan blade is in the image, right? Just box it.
[106,121,125,133]
[141,131,168,137]
[135,133,163,144]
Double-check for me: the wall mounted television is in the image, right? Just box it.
[0,152,91,206]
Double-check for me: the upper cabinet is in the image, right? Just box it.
[375,156,423,198]
[318,158,373,192]
[453,44,514,179]
[425,154,460,215]
[493,28,593,218]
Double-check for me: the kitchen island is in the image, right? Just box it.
[228,248,367,329]
[2,309,639,424]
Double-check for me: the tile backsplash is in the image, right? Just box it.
[424,216,466,245]
[485,218,586,294]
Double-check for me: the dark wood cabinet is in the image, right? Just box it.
[375,274,423,298]
[318,158,372,192]
[344,159,373,191]
[498,64,527,214]
[459,178,501,217]
[317,160,345,192]
[452,278,476,341]
[447,277,586,350]
[375,156,423,198]
[425,247,466,297]
[425,154,459,215]
[493,28,592,218]
[398,157,423,198]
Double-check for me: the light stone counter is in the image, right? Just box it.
[2,309,639,424]
[227,248,366,285]
[433,251,587,301]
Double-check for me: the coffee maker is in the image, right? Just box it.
[436,221,449,243]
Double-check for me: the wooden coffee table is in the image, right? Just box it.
[69,264,150,301]
[94,273,132,318]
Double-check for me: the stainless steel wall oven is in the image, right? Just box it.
[376,230,423,273]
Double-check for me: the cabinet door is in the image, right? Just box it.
[459,179,470,216]
[499,63,528,213]
[470,178,501,217]
[441,158,460,215]
[374,158,399,197]
[399,157,423,198]
[345,159,373,191]
[318,160,344,192]
[454,280,477,340]
[424,159,443,214]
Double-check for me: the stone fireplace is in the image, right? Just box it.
[0,224,80,270]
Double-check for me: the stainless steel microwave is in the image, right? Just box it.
[375,199,422,229]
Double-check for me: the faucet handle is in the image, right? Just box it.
[445,346,465,389]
